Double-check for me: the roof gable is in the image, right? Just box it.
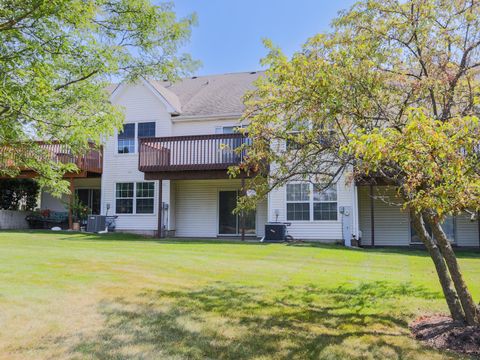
[110,78,181,115]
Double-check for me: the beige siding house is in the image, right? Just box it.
[36,72,480,247]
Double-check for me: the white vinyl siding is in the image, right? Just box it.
[358,186,480,247]
[456,213,480,247]
[357,186,410,246]
[102,82,172,232]
[172,118,243,136]
[173,179,267,238]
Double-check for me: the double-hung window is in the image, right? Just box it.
[118,123,135,154]
[117,122,156,154]
[286,183,311,221]
[286,182,338,221]
[313,184,338,220]
[136,182,155,214]
[116,183,134,213]
[116,182,155,214]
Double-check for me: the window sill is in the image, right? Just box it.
[114,153,138,157]
[114,213,157,216]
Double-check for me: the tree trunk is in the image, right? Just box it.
[410,212,466,323]
[426,215,479,325]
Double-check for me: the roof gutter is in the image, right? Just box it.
[172,113,243,122]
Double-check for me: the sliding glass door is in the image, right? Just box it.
[218,190,255,235]
[75,189,101,215]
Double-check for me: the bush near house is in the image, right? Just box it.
[0,179,39,211]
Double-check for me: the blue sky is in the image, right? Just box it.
[173,0,357,76]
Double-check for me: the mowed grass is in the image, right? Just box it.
[0,231,479,359]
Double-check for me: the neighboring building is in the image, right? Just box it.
[33,71,479,247]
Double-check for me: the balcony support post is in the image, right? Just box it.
[68,177,74,230]
[157,180,163,238]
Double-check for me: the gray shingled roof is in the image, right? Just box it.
[152,71,263,117]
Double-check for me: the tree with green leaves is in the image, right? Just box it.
[235,0,480,325]
[0,0,197,194]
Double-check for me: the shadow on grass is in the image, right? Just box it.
[288,241,480,259]
[72,281,443,359]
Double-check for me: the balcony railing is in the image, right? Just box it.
[139,133,249,172]
[0,142,103,174]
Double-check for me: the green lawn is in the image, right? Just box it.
[0,231,479,359]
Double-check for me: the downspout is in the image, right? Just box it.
[353,183,360,245]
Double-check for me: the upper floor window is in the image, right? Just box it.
[117,122,156,154]
[216,125,247,134]
[138,122,155,138]
[286,182,338,221]
[286,131,302,150]
[118,123,135,154]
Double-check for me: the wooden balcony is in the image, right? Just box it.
[0,142,102,178]
[139,133,251,180]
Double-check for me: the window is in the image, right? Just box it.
[286,183,311,221]
[116,183,134,213]
[138,122,156,138]
[217,125,246,134]
[286,131,302,150]
[136,182,155,214]
[118,122,156,154]
[410,216,456,243]
[313,184,338,220]
[286,182,338,221]
[115,182,155,214]
[118,123,135,154]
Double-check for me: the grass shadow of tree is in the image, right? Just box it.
[72,281,449,359]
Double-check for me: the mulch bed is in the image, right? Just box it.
[410,315,480,357]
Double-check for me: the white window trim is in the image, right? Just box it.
[285,182,311,221]
[117,121,156,155]
[285,181,339,222]
[114,181,156,215]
